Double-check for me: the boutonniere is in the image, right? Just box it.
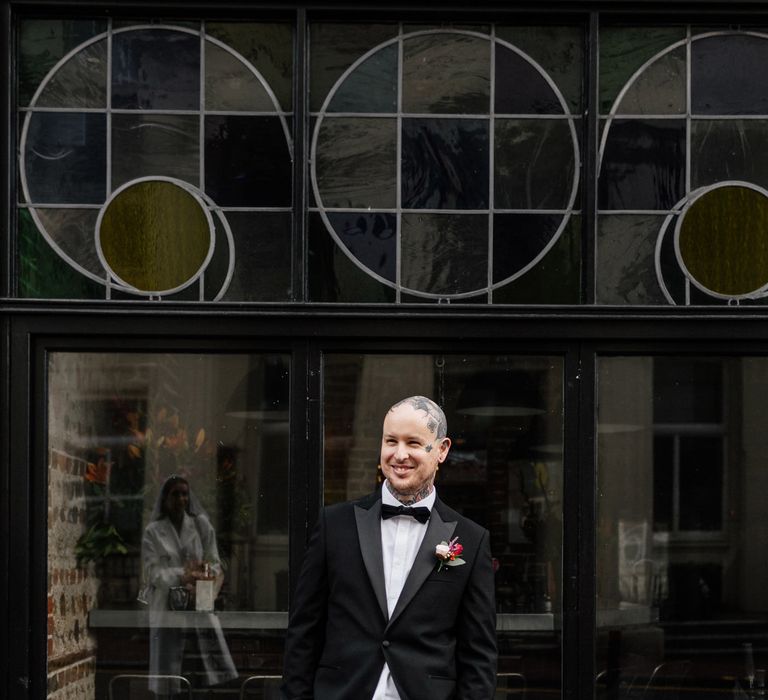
[434,537,465,572]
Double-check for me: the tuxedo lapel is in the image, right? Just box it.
[387,503,457,628]
[354,500,388,621]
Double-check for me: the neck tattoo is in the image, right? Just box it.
[386,480,433,506]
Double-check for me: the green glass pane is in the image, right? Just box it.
[315,117,397,208]
[596,214,667,304]
[99,181,211,293]
[492,215,581,304]
[615,46,686,115]
[600,26,686,114]
[18,19,107,106]
[678,185,768,297]
[308,212,395,302]
[310,23,398,111]
[402,34,490,114]
[328,44,398,113]
[206,22,293,111]
[111,114,200,191]
[495,25,584,113]
[35,40,107,109]
[17,209,104,299]
[35,208,103,278]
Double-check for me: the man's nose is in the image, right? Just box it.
[394,443,409,460]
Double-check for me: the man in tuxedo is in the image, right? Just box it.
[282,395,497,699]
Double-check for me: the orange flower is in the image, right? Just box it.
[85,456,109,485]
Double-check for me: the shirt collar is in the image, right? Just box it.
[381,480,436,511]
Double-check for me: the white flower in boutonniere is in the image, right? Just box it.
[435,537,466,572]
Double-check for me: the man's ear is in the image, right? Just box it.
[438,437,451,462]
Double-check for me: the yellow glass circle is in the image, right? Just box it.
[678,185,768,297]
[98,180,212,293]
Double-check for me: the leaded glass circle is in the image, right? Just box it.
[311,29,580,300]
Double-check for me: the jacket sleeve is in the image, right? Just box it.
[281,510,329,700]
[455,528,498,699]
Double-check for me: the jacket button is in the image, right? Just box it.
[382,640,390,648]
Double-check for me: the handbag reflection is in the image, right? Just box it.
[168,586,190,611]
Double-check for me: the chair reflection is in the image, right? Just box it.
[638,660,692,699]
[107,673,192,700]
[496,671,527,697]
[239,674,283,699]
[596,660,692,699]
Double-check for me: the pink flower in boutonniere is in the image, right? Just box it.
[435,537,466,572]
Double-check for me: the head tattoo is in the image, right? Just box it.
[388,395,448,439]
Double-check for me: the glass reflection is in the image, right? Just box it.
[324,353,563,698]
[47,353,289,698]
[597,356,768,699]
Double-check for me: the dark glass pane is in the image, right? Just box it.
[492,213,562,283]
[492,214,580,304]
[495,45,562,114]
[23,112,107,204]
[402,118,489,209]
[615,46,686,115]
[653,358,723,424]
[327,212,396,284]
[401,290,489,304]
[17,209,104,299]
[653,435,674,531]
[18,19,107,106]
[204,116,291,207]
[111,114,200,191]
[599,119,686,210]
[111,29,200,110]
[314,117,397,208]
[310,23,398,112]
[679,436,723,531]
[328,44,398,113]
[35,208,103,279]
[308,212,395,302]
[206,22,293,111]
[402,33,490,114]
[204,42,276,112]
[218,212,292,302]
[692,120,768,191]
[599,26,686,113]
[36,40,108,109]
[692,34,768,115]
[400,213,488,295]
[495,119,576,209]
[495,25,583,113]
[596,215,668,304]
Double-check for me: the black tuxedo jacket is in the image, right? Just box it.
[281,490,497,700]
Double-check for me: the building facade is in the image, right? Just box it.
[4,1,768,698]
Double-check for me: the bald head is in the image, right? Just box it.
[388,395,447,439]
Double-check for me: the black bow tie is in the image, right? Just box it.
[381,503,431,524]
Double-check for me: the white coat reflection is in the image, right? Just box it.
[142,475,238,697]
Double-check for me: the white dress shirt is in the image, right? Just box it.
[371,482,436,700]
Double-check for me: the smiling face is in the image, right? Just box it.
[162,479,190,523]
[380,402,451,503]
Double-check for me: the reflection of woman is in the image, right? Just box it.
[142,475,238,696]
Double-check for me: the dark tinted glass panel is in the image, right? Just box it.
[615,46,686,115]
[653,358,723,423]
[493,213,561,283]
[679,436,723,530]
[112,29,200,110]
[692,34,768,115]
[18,209,104,299]
[314,117,397,208]
[218,212,292,301]
[34,208,103,279]
[599,119,686,210]
[492,215,580,304]
[24,112,107,204]
[35,40,107,109]
[204,42,276,113]
[691,120,768,190]
[327,44,398,113]
[400,213,487,295]
[495,46,562,114]
[206,22,294,111]
[495,120,575,209]
[204,116,291,207]
[18,19,107,106]
[653,435,674,531]
[596,215,668,304]
[599,26,686,113]
[111,114,200,191]
[310,23,398,111]
[327,213,396,284]
[402,33,490,114]
[402,118,489,209]
[495,25,583,113]
[308,213,395,302]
